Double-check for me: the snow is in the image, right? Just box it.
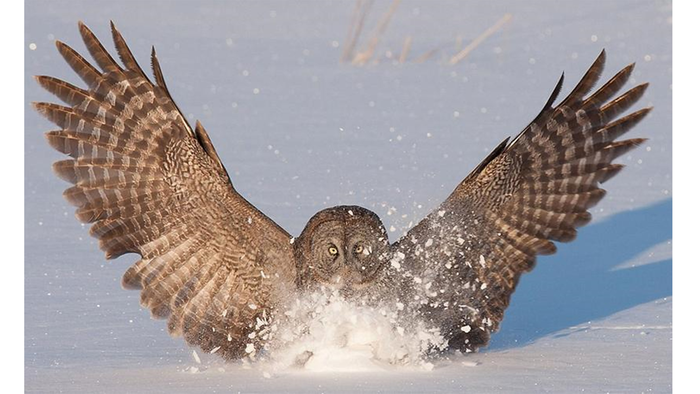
[25,0,671,392]
[266,290,446,373]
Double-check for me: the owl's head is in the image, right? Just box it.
[294,205,390,294]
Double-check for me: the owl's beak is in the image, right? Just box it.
[325,267,366,295]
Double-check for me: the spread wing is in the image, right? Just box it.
[390,50,649,352]
[34,22,295,359]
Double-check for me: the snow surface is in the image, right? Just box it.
[25,0,671,392]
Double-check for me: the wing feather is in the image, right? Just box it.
[109,21,151,82]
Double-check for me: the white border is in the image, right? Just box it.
[674,0,693,392]
[7,0,25,392]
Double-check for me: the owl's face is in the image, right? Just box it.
[294,206,390,294]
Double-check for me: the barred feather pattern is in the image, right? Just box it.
[34,22,295,360]
[390,50,649,353]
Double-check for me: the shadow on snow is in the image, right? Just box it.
[488,197,672,350]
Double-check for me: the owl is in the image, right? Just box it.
[34,22,649,360]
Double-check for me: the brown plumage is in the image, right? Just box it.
[35,22,648,359]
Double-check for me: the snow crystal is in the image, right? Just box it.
[390,251,405,270]
[191,350,201,364]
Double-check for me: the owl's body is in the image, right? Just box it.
[34,22,649,360]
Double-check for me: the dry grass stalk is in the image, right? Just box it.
[352,0,402,66]
[455,34,463,53]
[448,13,512,65]
[413,47,439,64]
[340,0,374,63]
[399,35,412,63]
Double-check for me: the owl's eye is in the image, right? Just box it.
[328,246,338,256]
[354,245,364,254]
